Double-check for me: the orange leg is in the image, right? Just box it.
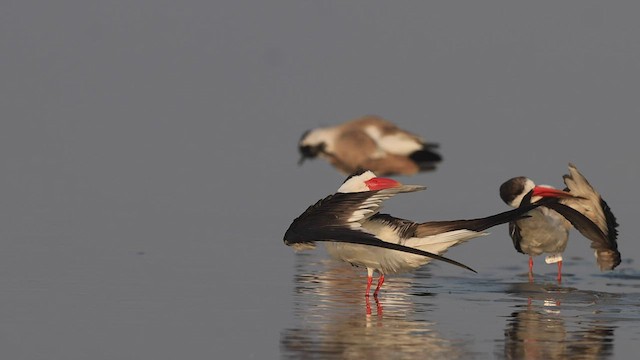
[373,274,385,297]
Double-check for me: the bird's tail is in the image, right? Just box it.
[408,145,442,171]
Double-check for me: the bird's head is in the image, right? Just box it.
[297,129,328,165]
[500,176,575,208]
[337,169,402,193]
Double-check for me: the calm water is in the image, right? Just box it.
[281,252,640,359]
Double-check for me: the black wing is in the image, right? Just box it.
[541,201,621,270]
[365,214,419,239]
[407,202,540,236]
[509,221,525,254]
[600,197,620,245]
[284,191,476,273]
[369,208,532,254]
[517,189,620,270]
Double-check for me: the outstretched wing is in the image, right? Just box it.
[411,201,542,235]
[285,226,476,273]
[558,163,620,270]
[344,185,426,225]
[511,187,620,270]
[541,201,620,270]
[283,189,475,273]
[561,163,619,242]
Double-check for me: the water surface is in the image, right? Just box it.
[281,252,640,359]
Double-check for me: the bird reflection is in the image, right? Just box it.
[501,282,616,359]
[365,295,383,316]
[281,252,468,359]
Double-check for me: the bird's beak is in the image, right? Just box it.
[532,186,574,199]
[364,177,402,191]
[298,155,307,166]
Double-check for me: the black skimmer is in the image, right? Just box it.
[298,115,442,176]
[499,163,620,282]
[284,170,569,297]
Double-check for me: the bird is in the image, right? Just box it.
[297,115,442,176]
[499,163,620,282]
[283,170,577,297]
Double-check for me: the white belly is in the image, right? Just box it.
[323,242,433,275]
[323,227,486,275]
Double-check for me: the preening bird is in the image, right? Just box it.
[499,163,620,282]
[284,170,573,297]
[298,115,442,176]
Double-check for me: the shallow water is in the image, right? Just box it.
[281,252,640,359]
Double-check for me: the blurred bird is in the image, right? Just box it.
[499,163,620,282]
[298,115,442,176]
[284,170,575,297]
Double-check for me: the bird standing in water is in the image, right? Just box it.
[499,163,620,282]
[284,170,576,296]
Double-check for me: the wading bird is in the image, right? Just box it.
[298,115,442,176]
[284,170,579,297]
[499,163,620,282]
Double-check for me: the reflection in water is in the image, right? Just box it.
[281,253,467,359]
[501,282,616,359]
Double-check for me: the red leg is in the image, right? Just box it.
[365,295,384,316]
[365,275,373,297]
[365,296,372,315]
[528,256,534,273]
[374,296,383,316]
[557,260,563,283]
[373,274,385,297]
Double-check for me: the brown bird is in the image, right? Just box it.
[298,115,442,176]
[284,170,576,297]
[499,163,620,282]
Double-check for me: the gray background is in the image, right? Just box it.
[1,1,638,359]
